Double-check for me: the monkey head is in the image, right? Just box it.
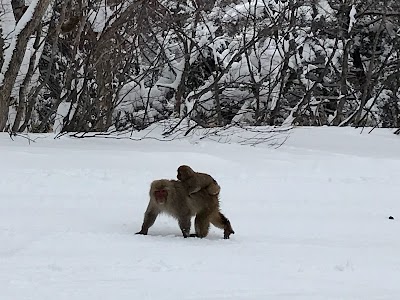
[177,165,194,181]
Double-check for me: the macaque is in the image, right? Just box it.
[136,179,234,239]
[177,165,221,196]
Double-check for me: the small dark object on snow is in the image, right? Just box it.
[389,216,394,220]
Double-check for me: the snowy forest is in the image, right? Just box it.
[0,0,399,134]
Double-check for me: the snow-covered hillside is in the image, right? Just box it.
[1,127,400,299]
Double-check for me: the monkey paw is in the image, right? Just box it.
[224,229,235,239]
[135,230,148,235]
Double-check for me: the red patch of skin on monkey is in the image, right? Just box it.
[154,189,168,204]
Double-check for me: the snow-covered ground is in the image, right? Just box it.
[1,126,400,299]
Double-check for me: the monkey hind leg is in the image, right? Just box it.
[194,211,211,238]
[211,211,235,239]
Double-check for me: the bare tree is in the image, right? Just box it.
[0,0,52,131]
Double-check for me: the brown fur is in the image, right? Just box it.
[136,179,234,239]
[177,165,221,196]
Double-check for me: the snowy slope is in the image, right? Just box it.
[1,127,400,299]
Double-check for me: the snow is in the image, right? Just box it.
[348,5,357,33]
[53,102,75,133]
[1,126,400,299]
[222,1,270,23]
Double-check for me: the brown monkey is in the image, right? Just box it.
[136,179,234,239]
[177,165,221,196]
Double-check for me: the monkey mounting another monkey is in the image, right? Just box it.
[177,165,221,196]
[136,179,234,239]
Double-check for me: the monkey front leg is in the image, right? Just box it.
[184,177,201,195]
[188,187,201,195]
[136,210,158,235]
[178,216,192,238]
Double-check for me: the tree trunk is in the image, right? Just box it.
[12,25,43,132]
[332,39,351,126]
[0,26,4,71]
[0,0,51,131]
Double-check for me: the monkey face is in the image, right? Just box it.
[154,189,168,204]
[177,170,183,180]
[177,166,184,180]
